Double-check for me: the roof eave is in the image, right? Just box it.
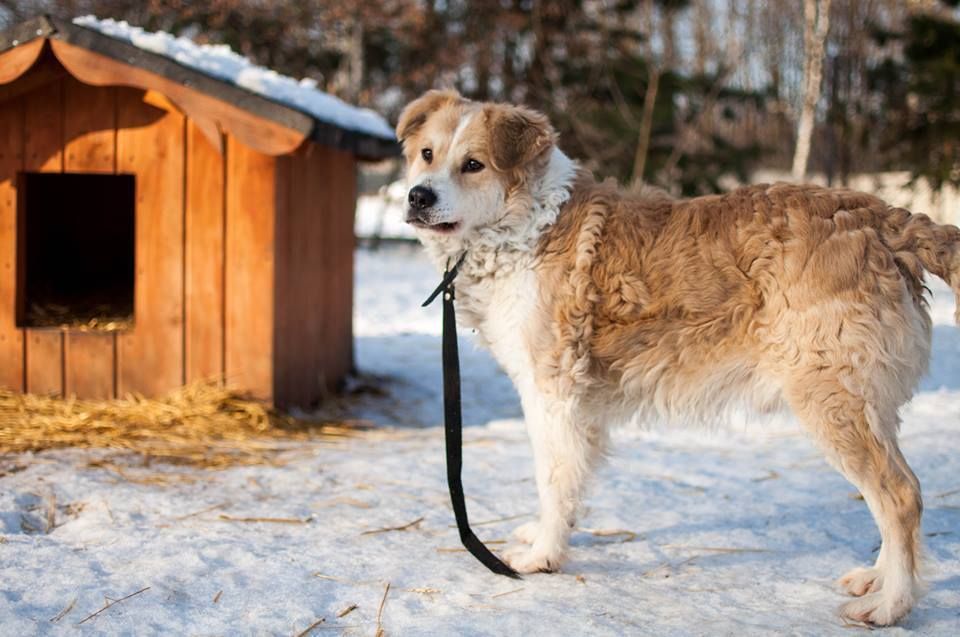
[0,15,56,52]
[0,15,400,160]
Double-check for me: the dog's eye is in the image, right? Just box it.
[421,148,433,164]
[462,158,484,173]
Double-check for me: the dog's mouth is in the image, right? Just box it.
[406,218,461,233]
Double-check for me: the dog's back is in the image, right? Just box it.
[539,182,959,404]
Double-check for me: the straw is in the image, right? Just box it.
[76,587,150,625]
[0,381,367,469]
[375,582,390,637]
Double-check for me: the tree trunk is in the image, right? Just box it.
[632,0,660,185]
[693,1,711,76]
[632,65,660,184]
[346,18,364,103]
[791,0,831,180]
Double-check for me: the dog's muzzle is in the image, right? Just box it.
[408,185,437,212]
[405,185,459,232]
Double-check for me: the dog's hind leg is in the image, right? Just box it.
[785,377,923,626]
[503,392,605,573]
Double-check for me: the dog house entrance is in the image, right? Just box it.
[18,172,135,330]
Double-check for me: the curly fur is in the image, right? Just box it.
[397,91,960,626]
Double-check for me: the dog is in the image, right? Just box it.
[396,89,960,626]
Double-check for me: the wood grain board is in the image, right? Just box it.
[185,120,225,384]
[22,79,63,396]
[62,77,117,398]
[225,135,276,401]
[0,97,24,390]
[116,88,185,397]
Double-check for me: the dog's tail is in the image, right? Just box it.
[881,207,960,324]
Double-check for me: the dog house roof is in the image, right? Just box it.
[0,15,399,159]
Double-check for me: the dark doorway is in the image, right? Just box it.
[17,172,136,330]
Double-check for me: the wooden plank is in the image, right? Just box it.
[116,88,185,397]
[0,97,24,390]
[326,147,357,383]
[51,40,307,156]
[225,135,275,400]
[0,38,45,84]
[185,119,224,383]
[141,90,226,154]
[24,330,62,395]
[63,78,115,172]
[23,79,62,171]
[22,79,63,396]
[64,332,114,398]
[0,51,68,106]
[272,152,301,406]
[62,78,117,398]
[273,143,356,408]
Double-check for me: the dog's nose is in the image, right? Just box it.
[408,185,437,211]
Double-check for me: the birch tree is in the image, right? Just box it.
[791,0,832,179]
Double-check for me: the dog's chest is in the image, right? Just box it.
[463,268,541,385]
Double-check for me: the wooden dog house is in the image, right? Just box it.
[0,16,397,407]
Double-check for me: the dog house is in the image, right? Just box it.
[0,16,398,407]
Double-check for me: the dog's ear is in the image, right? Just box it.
[396,90,463,143]
[485,104,556,172]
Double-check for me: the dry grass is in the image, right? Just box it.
[77,586,150,625]
[360,516,424,536]
[375,582,390,637]
[0,382,367,468]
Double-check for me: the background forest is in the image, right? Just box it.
[3,0,958,196]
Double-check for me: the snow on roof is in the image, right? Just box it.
[72,15,396,142]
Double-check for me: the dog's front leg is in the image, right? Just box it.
[504,389,600,573]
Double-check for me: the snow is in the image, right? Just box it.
[356,181,418,242]
[71,16,395,142]
[2,245,960,635]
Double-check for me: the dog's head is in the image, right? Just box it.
[396,90,557,239]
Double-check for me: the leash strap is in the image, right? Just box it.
[423,254,520,579]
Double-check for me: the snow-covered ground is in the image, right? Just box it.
[2,245,959,636]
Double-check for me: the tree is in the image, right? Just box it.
[867,0,960,191]
[791,0,832,180]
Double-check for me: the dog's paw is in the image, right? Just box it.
[512,521,540,544]
[840,589,914,626]
[502,543,565,574]
[838,567,883,597]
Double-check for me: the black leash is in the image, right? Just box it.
[422,253,520,579]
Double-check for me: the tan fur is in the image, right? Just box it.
[398,91,960,626]
[537,180,954,624]
[538,182,955,403]
[484,103,557,172]
[395,89,465,143]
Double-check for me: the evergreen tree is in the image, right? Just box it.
[868,1,960,191]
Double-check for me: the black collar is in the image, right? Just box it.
[422,252,468,307]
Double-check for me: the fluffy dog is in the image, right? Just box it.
[396,89,960,626]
